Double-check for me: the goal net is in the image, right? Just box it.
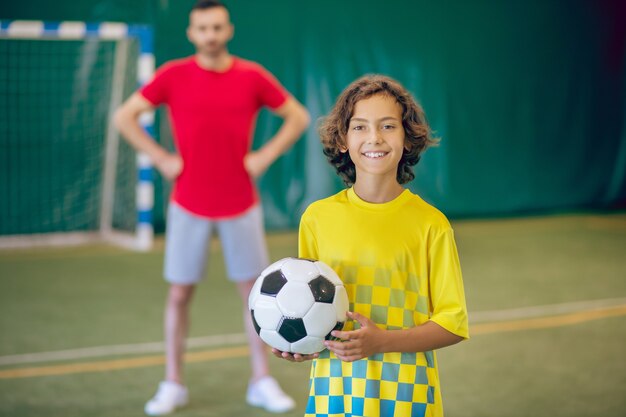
[0,21,155,251]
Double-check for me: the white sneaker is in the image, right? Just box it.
[144,381,189,416]
[246,376,296,413]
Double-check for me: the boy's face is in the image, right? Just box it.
[187,6,234,56]
[344,94,406,183]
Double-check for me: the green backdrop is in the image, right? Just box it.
[2,0,625,230]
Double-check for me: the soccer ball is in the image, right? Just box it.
[248,257,349,355]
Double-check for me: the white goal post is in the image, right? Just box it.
[0,20,155,251]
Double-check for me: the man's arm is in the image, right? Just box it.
[244,97,310,178]
[113,93,182,181]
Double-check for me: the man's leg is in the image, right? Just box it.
[237,278,296,413]
[145,202,211,416]
[217,205,295,412]
[144,283,195,416]
[236,279,268,382]
[165,283,196,384]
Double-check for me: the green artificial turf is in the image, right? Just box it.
[0,214,624,417]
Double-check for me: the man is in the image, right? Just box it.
[114,1,310,415]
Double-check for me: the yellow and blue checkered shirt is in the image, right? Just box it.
[298,188,469,417]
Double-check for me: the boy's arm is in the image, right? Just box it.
[283,311,464,364]
[272,348,319,363]
[244,97,310,178]
[113,92,182,181]
[325,312,464,362]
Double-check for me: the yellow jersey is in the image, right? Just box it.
[299,187,469,417]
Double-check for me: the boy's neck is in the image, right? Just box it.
[353,179,404,204]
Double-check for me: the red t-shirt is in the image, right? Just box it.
[140,56,289,218]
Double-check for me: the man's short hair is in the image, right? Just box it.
[192,0,228,12]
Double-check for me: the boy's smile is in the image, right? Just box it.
[362,151,388,158]
[344,94,406,182]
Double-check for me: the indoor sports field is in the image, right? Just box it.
[1,213,625,417]
[2,1,626,417]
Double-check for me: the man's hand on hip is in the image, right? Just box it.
[155,153,184,181]
[244,151,272,179]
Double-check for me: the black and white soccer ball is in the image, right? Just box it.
[248,257,349,355]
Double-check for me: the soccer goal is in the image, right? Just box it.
[0,20,155,251]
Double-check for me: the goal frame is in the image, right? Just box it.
[0,20,155,251]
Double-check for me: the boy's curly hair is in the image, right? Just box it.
[319,74,437,186]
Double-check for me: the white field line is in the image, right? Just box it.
[1,297,625,367]
[0,333,247,366]
[470,297,626,323]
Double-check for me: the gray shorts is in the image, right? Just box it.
[164,202,269,285]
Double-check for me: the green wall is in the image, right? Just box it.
[3,0,625,230]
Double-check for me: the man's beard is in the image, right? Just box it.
[199,41,227,57]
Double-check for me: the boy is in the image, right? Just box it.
[275,75,469,417]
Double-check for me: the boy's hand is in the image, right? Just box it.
[271,348,319,362]
[324,311,383,362]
